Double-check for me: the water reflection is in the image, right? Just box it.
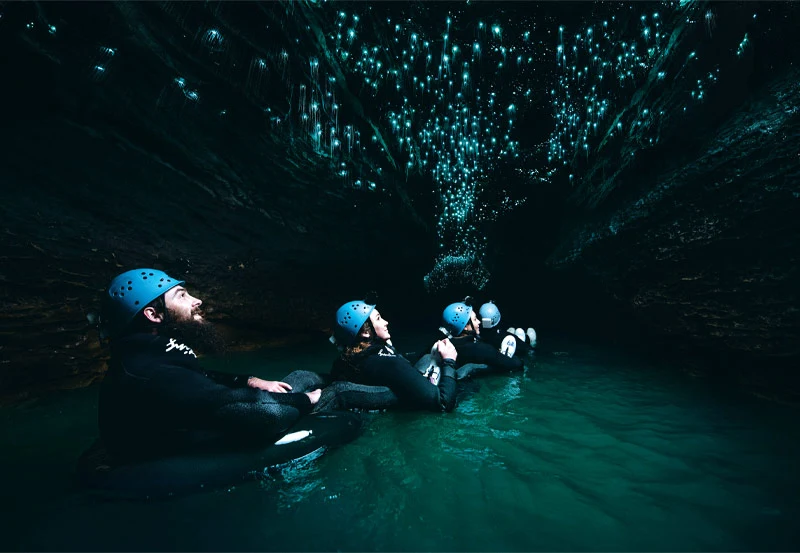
[3,338,799,551]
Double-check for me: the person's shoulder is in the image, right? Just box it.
[474,338,496,351]
[111,332,161,353]
[362,344,398,366]
[452,334,481,348]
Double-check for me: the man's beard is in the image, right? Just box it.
[159,315,226,356]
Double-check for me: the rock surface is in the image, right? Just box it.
[545,69,800,395]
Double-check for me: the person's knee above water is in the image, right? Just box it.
[330,299,459,412]
[478,300,537,357]
[97,268,322,464]
[440,299,524,377]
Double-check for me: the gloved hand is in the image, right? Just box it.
[439,358,457,383]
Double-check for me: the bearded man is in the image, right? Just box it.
[97,268,322,464]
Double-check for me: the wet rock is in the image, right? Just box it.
[548,70,800,391]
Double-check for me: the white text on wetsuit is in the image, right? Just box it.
[377,345,396,357]
[166,338,197,358]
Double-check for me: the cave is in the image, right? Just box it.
[2,1,797,402]
[1,1,799,550]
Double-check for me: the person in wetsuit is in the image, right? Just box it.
[97,268,323,464]
[440,300,524,379]
[477,301,537,358]
[329,300,459,412]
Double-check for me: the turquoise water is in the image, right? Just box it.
[2,335,798,551]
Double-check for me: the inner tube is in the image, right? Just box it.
[76,410,362,499]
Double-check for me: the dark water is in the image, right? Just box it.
[3,335,799,551]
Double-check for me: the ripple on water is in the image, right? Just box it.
[4,340,800,551]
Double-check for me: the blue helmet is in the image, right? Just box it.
[442,302,472,336]
[479,301,501,329]
[103,269,184,338]
[334,300,375,345]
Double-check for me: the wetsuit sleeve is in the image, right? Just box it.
[203,369,252,388]
[401,351,424,365]
[362,355,457,412]
[457,340,524,372]
[136,361,312,437]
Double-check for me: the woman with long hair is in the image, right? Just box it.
[330,300,459,412]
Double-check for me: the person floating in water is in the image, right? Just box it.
[440,299,525,379]
[96,268,323,464]
[477,300,537,358]
[329,299,460,412]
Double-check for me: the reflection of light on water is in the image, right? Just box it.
[497,376,521,404]
[442,443,506,469]
[6,341,800,552]
[253,445,327,480]
[442,375,530,469]
[252,447,329,510]
[490,428,521,440]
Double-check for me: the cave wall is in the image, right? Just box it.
[0,2,434,402]
[546,69,800,391]
[0,112,433,401]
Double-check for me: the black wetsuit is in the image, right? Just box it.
[331,342,458,412]
[99,332,317,463]
[450,333,524,378]
[481,327,535,357]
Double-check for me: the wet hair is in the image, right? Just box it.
[335,319,377,380]
[343,319,375,358]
